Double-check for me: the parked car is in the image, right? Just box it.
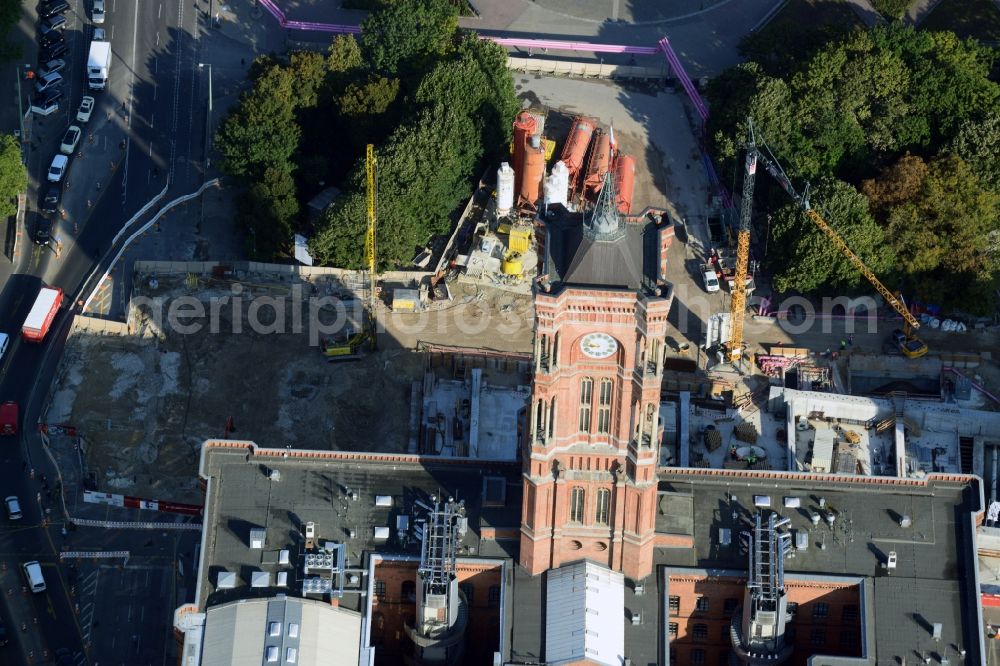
[39,0,70,18]
[40,41,68,60]
[93,27,106,40]
[34,70,63,93]
[76,96,94,123]
[38,58,65,77]
[34,71,63,93]
[39,14,67,35]
[41,186,61,215]
[33,217,53,245]
[60,125,81,154]
[47,154,69,182]
[30,89,62,116]
[39,30,64,48]
[4,496,22,520]
[92,0,105,23]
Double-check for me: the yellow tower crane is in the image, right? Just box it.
[727,118,926,361]
[365,143,378,351]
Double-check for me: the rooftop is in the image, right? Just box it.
[654,469,985,665]
[195,441,522,614]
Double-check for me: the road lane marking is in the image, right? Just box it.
[158,3,161,18]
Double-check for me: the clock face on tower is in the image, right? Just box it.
[580,332,618,359]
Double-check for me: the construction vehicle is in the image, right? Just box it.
[321,145,378,360]
[727,118,925,361]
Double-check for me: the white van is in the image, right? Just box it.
[0,333,8,363]
[702,268,720,293]
[22,561,46,593]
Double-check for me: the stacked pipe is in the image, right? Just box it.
[583,129,611,197]
[559,117,595,196]
[613,154,635,214]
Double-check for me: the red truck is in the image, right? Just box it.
[0,402,17,435]
[22,286,63,342]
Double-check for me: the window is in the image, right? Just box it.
[724,598,739,614]
[840,630,858,649]
[285,647,297,664]
[692,623,708,640]
[695,596,709,612]
[579,378,593,432]
[374,579,386,600]
[287,623,299,638]
[460,583,474,605]
[812,602,828,619]
[668,622,678,638]
[402,580,416,602]
[268,622,281,637]
[691,648,705,664]
[720,625,730,641]
[842,605,858,622]
[669,596,680,614]
[488,585,501,606]
[570,487,585,523]
[810,629,826,647]
[595,489,610,525]
[597,379,613,433]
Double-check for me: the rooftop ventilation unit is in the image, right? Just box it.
[719,527,732,547]
[304,552,335,573]
[302,577,333,595]
[630,611,642,625]
[216,571,237,589]
[251,571,271,588]
[375,495,393,508]
[269,469,281,482]
[794,531,808,551]
[899,514,912,528]
[753,496,771,508]
[634,583,645,596]
[374,526,390,541]
[279,550,290,565]
[276,571,288,587]
[783,497,800,508]
[249,528,265,549]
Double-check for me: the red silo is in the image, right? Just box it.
[584,130,611,195]
[513,111,537,197]
[559,117,595,187]
[519,135,545,209]
[614,155,636,214]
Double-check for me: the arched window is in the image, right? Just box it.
[579,378,593,432]
[570,487,585,523]
[597,379,613,434]
[595,488,611,525]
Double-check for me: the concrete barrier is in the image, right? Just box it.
[506,56,667,81]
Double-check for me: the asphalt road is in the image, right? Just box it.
[1,0,207,663]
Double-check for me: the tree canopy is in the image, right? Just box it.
[709,22,1000,313]
[0,134,26,219]
[213,0,514,264]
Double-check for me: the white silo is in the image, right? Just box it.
[544,160,570,208]
[496,162,515,216]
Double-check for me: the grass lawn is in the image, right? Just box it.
[921,0,1000,42]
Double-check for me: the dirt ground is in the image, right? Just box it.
[45,275,534,504]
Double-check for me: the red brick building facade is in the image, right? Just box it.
[519,194,674,581]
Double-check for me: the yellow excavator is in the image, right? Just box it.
[322,144,379,360]
[728,118,927,361]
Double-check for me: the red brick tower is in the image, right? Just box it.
[519,177,674,581]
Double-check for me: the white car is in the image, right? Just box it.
[5,496,21,520]
[76,96,95,123]
[93,27,106,40]
[702,268,720,293]
[92,0,105,23]
[48,154,69,182]
[60,125,81,154]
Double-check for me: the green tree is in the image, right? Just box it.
[360,0,458,76]
[215,65,300,180]
[871,0,911,20]
[337,75,402,150]
[415,36,518,158]
[327,34,363,74]
[888,154,999,278]
[312,105,480,268]
[0,0,23,61]
[288,51,329,110]
[239,168,299,260]
[860,153,928,214]
[768,178,894,293]
[951,110,1000,194]
[0,134,26,218]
